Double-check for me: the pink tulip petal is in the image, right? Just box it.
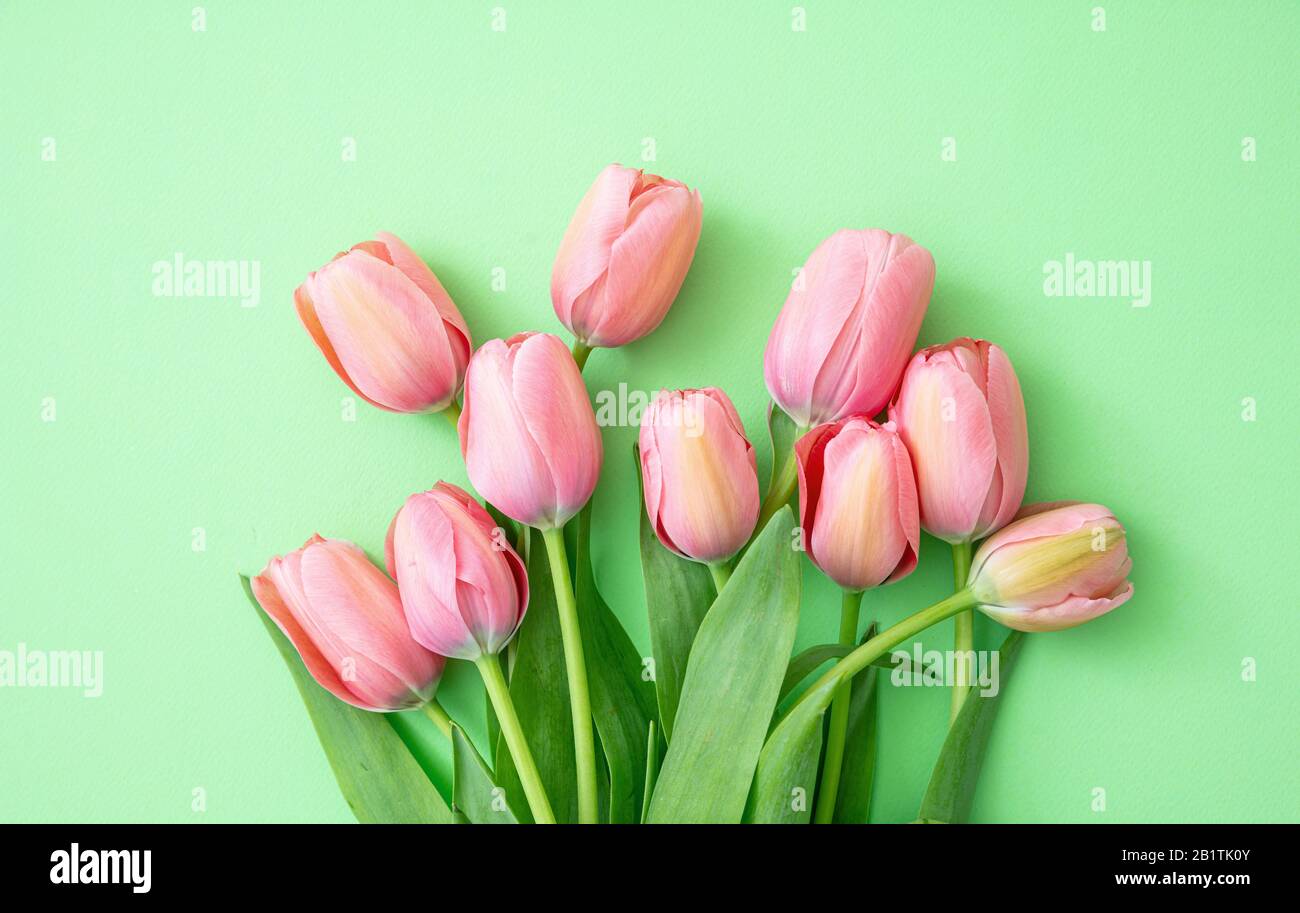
[294,283,384,411]
[374,231,472,372]
[982,581,1134,632]
[307,251,458,413]
[808,421,910,590]
[765,230,872,426]
[894,357,997,542]
[642,389,758,562]
[587,184,702,346]
[460,338,560,527]
[976,342,1029,535]
[509,334,602,526]
[393,496,484,659]
[251,570,374,710]
[552,165,639,339]
[844,236,934,418]
[300,539,441,705]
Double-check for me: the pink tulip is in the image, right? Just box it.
[386,483,529,661]
[251,535,444,712]
[795,416,920,591]
[889,338,1028,544]
[639,388,759,564]
[295,232,471,413]
[764,229,934,428]
[552,164,703,348]
[968,502,1134,632]
[459,332,602,529]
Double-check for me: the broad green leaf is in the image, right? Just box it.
[240,575,454,824]
[745,668,838,823]
[451,726,517,824]
[492,539,578,824]
[641,721,659,824]
[635,445,715,742]
[645,507,801,823]
[916,630,1025,824]
[833,626,880,824]
[575,502,657,823]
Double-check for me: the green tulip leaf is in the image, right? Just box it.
[916,630,1025,824]
[645,507,802,823]
[780,643,853,703]
[240,575,455,824]
[641,720,660,824]
[779,643,937,705]
[451,725,518,824]
[832,625,879,824]
[492,533,579,824]
[766,401,800,496]
[574,502,658,823]
[634,445,716,743]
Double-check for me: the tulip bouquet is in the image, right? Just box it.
[240,164,1133,825]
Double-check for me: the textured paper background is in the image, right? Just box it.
[2,2,1295,822]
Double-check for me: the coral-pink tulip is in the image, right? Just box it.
[386,483,529,661]
[639,388,759,564]
[459,332,602,529]
[889,337,1029,544]
[795,416,920,591]
[968,502,1134,632]
[251,535,444,712]
[552,164,703,348]
[764,229,934,428]
[295,232,471,413]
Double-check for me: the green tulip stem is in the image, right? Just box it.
[950,540,974,724]
[441,399,462,429]
[707,560,733,594]
[786,589,978,725]
[474,654,557,825]
[813,587,866,824]
[571,340,594,372]
[421,699,454,741]
[540,526,599,824]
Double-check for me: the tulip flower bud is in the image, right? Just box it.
[459,332,603,529]
[295,232,472,413]
[968,502,1134,632]
[552,164,703,348]
[639,387,760,564]
[764,229,934,428]
[795,416,920,591]
[889,337,1029,543]
[251,535,444,712]
[386,483,529,661]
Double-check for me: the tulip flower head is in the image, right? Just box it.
[968,502,1134,632]
[459,332,603,529]
[890,338,1029,544]
[251,535,444,712]
[795,416,920,591]
[639,387,760,565]
[552,164,704,349]
[387,483,529,661]
[295,232,471,413]
[764,229,934,428]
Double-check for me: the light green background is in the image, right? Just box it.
[2,2,1295,823]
